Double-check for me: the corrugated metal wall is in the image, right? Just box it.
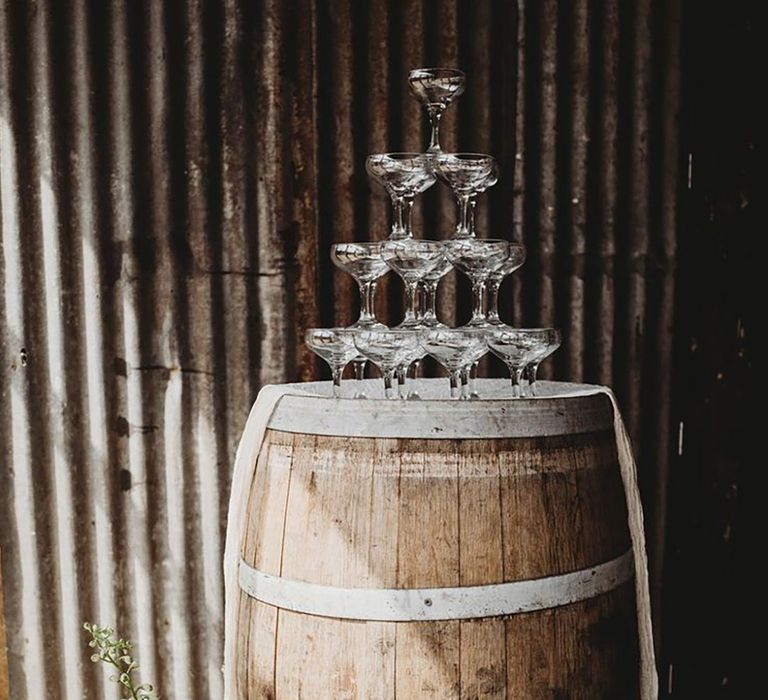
[0,0,681,697]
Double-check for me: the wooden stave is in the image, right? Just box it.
[234,425,640,698]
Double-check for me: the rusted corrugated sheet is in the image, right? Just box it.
[0,1,680,697]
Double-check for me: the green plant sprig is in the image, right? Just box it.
[83,622,159,700]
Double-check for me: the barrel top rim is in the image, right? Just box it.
[264,379,615,439]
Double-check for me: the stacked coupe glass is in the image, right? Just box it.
[306,68,561,400]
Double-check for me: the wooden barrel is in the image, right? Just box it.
[233,379,639,699]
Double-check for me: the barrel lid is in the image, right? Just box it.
[266,379,614,439]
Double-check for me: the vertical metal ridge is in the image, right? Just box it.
[254,0,293,387]
[290,0,321,382]
[645,0,682,644]
[560,0,589,384]
[69,0,116,695]
[219,0,254,465]
[0,3,49,696]
[323,0,357,329]
[510,0,527,327]
[144,2,194,696]
[364,0,393,327]
[432,0,460,327]
[181,2,223,695]
[490,1,519,328]
[592,0,619,387]
[624,0,652,445]
[107,0,159,691]
[536,0,559,338]
[460,0,492,377]
[30,0,89,695]
[399,0,425,252]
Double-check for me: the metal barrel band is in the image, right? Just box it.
[238,549,634,622]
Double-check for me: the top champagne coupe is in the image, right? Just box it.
[366,153,436,239]
[408,68,466,153]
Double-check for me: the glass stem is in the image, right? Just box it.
[469,361,479,397]
[353,359,366,381]
[427,106,443,153]
[391,197,407,239]
[471,276,487,323]
[397,365,407,399]
[457,194,471,236]
[358,280,378,325]
[425,281,438,323]
[404,198,414,237]
[460,367,470,400]
[331,366,343,398]
[403,279,420,323]
[510,366,524,398]
[418,280,427,318]
[528,361,540,396]
[383,369,396,399]
[468,199,477,237]
[449,369,462,399]
[486,278,501,323]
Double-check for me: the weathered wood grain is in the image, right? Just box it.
[234,420,639,698]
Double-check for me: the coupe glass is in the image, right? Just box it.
[407,67,466,153]
[380,240,448,327]
[305,328,359,398]
[525,329,562,396]
[487,327,561,398]
[433,153,498,237]
[366,153,436,239]
[443,239,511,327]
[420,255,454,328]
[397,337,428,400]
[420,328,489,399]
[331,242,389,328]
[353,329,421,399]
[467,163,500,237]
[486,244,526,325]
